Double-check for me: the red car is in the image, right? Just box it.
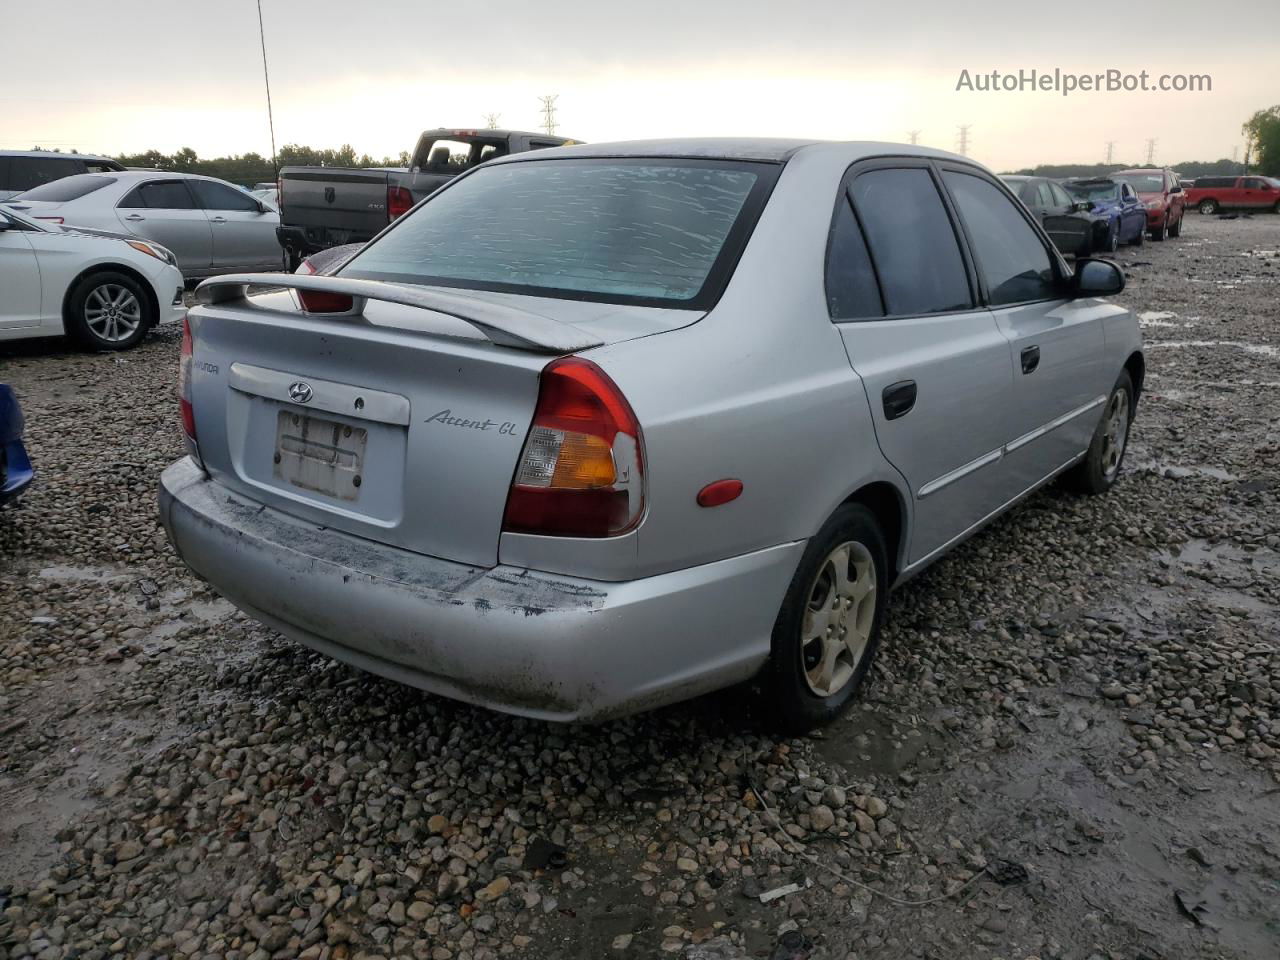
[1184,176,1280,215]
[1112,168,1186,241]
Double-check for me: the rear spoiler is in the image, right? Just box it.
[193,274,605,354]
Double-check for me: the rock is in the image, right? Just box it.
[809,805,836,832]
[475,876,510,903]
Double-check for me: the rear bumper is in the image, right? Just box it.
[277,224,378,260]
[158,458,802,721]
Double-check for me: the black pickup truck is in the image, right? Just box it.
[276,128,576,268]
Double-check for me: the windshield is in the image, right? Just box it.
[1115,173,1165,193]
[341,158,778,308]
[1064,181,1119,201]
[16,174,116,202]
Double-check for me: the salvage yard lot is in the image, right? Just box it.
[1,216,1278,960]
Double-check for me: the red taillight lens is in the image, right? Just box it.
[388,185,413,220]
[36,217,64,224]
[297,289,354,312]
[295,257,317,276]
[502,358,645,538]
[178,316,203,467]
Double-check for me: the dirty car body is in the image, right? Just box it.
[159,139,1143,722]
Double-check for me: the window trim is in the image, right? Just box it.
[825,156,983,324]
[934,161,1072,309]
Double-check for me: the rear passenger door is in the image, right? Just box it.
[828,161,1014,566]
[938,165,1111,493]
[116,179,213,275]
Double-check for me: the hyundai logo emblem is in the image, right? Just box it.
[324,187,336,204]
[288,381,314,403]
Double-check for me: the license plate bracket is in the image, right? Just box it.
[273,410,367,501]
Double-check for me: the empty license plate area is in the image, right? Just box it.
[274,410,368,501]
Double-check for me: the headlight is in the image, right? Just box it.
[1144,200,1162,210]
[125,238,177,265]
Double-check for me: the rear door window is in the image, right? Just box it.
[1048,181,1074,207]
[14,174,116,202]
[942,170,1058,306]
[826,196,884,320]
[119,180,198,209]
[1035,182,1057,208]
[190,179,259,211]
[848,167,972,316]
[7,156,83,192]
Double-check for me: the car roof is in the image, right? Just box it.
[1112,167,1167,174]
[53,170,227,184]
[1066,177,1117,185]
[0,149,118,162]
[489,137,973,165]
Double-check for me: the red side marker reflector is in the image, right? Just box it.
[697,479,743,508]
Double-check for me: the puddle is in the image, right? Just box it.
[1132,461,1239,482]
[1146,340,1278,357]
[812,706,948,776]
[1139,311,1179,327]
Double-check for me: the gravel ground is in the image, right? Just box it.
[1,214,1278,960]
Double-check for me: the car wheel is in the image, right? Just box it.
[1151,216,1168,241]
[1273,199,1280,214]
[1168,213,1183,237]
[767,503,887,733]
[66,271,153,351]
[1105,222,1119,253]
[1198,199,1218,215]
[1130,221,1146,246]
[1063,371,1134,496]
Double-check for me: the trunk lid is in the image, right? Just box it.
[187,284,699,567]
[278,166,395,244]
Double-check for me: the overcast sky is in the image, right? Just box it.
[4,0,1274,170]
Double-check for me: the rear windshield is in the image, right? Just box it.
[341,158,778,308]
[1115,173,1165,193]
[1064,181,1119,201]
[16,174,116,202]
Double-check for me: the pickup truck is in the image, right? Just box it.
[276,128,576,268]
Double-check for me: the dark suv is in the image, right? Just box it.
[0,151,125,201]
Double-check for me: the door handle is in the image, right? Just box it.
[123,214,145,221]
[1021,345,1041,374]
[210,216,227,223]
[882,380,917,421]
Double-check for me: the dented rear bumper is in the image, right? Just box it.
[159,458,801,721]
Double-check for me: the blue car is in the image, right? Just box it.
[1,384,34,505]
[1062,178,1148,253]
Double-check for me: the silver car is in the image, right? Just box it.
[3,171,281,279]
[159,139,1141,729]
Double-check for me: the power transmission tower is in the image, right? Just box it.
[1144,138,1157,165]
[538,95,559,137]
[1105,141,1115,165]
[483,113,500,130]
[956,125,971,156]
[908,130,921,146]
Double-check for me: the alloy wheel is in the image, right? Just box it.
[84,284,142,343]
[1101,387,1130,480]
[800,540,877,698]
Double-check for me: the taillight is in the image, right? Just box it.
[502,358,645,538]
[387,185,413,220]
[36,216,64,224]
[296,289,354,312]
[295,257,317,275]
[178,317,203,468]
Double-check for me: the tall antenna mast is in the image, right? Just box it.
[908,130,921,145]
[1144,138,1157,165]
[538,95,559,137]
[256,0,278,177]
[483,113,501,130]
[956,124,971,156]
[1105,141,1115,164]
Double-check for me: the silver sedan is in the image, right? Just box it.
[3,171,281,279]
[159,138,1142,730]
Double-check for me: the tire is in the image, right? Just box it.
[1169,212,1183,237]
[766,503,888,733]
[1063,371,1135,496]
[1273,199,1280,214]
[1104,222,1119,254]
[1151,216,1168,241]
[1130,221,1146,246]
[66,271,154,351]
[1198,199,1218,215]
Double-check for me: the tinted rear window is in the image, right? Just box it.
[342,158,779,307]
[15,174,116,202]
[4,155,83,192]
[1116,172,1165,192]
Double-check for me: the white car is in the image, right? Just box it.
[3,171,282,280]
[0,207,185,350]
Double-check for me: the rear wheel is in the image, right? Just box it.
[767,504,887,732]
[1198,199,1218,215]
[1064,371,1134,495]
[1104,222,1119,253]
[1151,216,1168,241]
[1169,212,1183,237]
[66,271,153,351]
[1130,221,1146,246]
